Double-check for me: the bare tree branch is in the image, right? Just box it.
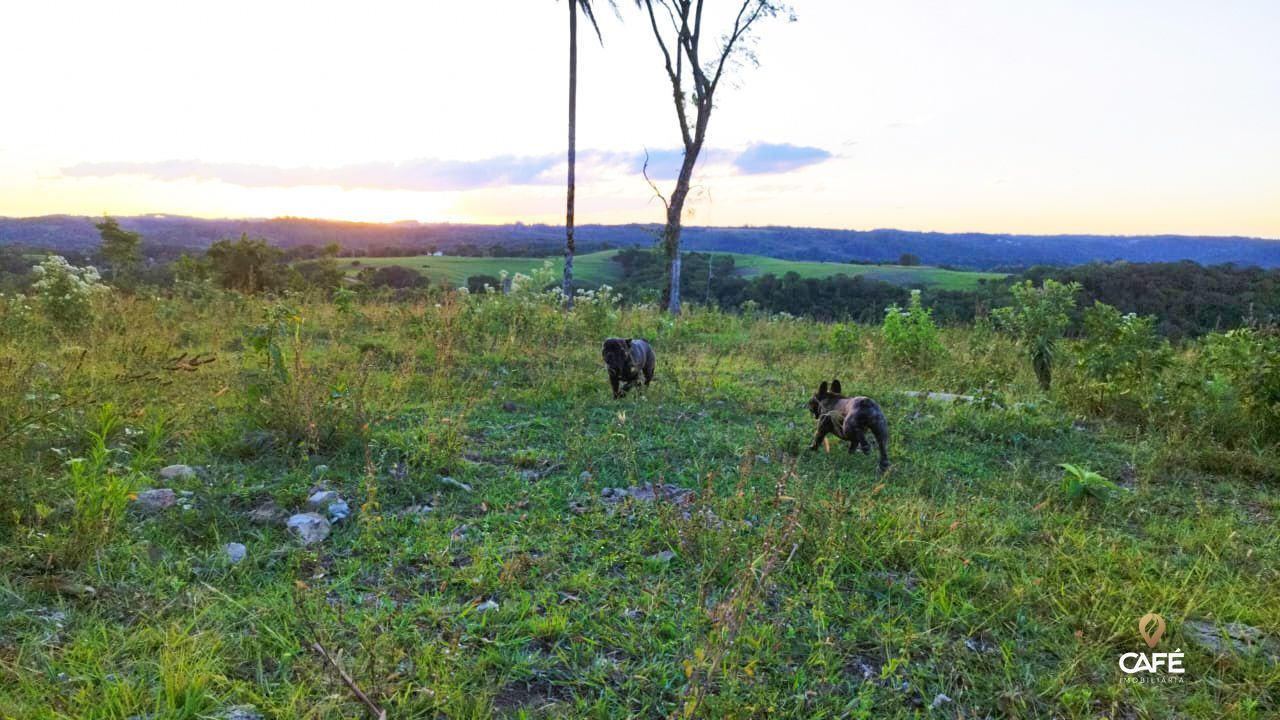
[640,1,693,147]
[641,148,671,212]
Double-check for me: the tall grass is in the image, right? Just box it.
[0,287,1276,718]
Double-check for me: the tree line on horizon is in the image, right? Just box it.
[1,218,1277,339]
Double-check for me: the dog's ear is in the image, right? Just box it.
[625,338,633,348]
[818,381,828,397]
[831,379,842,395]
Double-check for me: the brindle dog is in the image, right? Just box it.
[808,379,890,472]
[602,338,656,399]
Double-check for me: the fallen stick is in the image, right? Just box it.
[310,641,387,720]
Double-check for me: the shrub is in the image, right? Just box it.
[1073,302,1171,418]
[333,287,357,315]
[361,265,428,290]
[30,255,108,332]
[992,279,1080,390]
[1197,328,1280,442]
[882,289,943,367]
[239,304,369,453]
[826,322,862,356]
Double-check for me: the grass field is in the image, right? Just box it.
[1,288,1276,718]
[345,249,1007,291]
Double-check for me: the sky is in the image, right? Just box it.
[2,0,1278,237]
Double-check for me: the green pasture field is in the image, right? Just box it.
[344,249,1006,291]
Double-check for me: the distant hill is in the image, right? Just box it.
[1,214,1276,270]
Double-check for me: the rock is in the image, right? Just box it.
[132,489,177,513]
[246,501,284,525]
[306,490,341,511]
[286,513,331,545]
[902,390,979,404]
[964,636,996,654]
[36,609,67,625]
[223,542,247,564]
[931,693,953,709]
[623,608,643,620]
[600,484,694,506]
[681,507,723,528]
[327,500,351,523]
[1184,619,1277,658]
[579,470,593,482]
[439,476,473,493]
[873,570,921,592]
[649,550,677,563]
[451,524,472,540]
[158,464,197,481]
[476,599,499,613]
[396,504,433,517]
[502,401,518,412]
[219,706,264,720]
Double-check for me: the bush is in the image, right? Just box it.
[466,274,502,294]
[240,304,369,453]
[992,279,1080,390]
[30,255,108,332]
[826,322,862,356]
[362,265,428,290]
[882,290,943,367]
[1073,302,1171,418]
[1198,328,1280,443]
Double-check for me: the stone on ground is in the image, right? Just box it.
[286,513,331,545]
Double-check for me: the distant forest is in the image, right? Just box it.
[2,215,1277,270]
[601,249,1280,338]
[2,217,1278,339]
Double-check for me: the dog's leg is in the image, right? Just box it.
[843,415,870,454]
[609,371,622,399]
[870,414,890,473]
[852,427,870,454]
[809,418,832,451]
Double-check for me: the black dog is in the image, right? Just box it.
[808,379,890,472]
[602,338,655,398]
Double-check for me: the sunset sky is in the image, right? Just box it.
[2,0,1278,237]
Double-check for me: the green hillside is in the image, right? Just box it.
[345,249,1005,291]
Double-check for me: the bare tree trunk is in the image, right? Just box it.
[637,0,781,315]
[662,151,699,315]
[562,0,578,309]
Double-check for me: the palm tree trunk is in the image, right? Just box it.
[562,0,578,309]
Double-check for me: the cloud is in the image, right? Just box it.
[62,156,564,192]
[733,143,833,175]
[61,142,833,191]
